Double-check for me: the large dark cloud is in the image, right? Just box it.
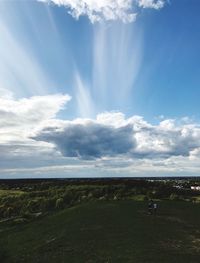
[32,122,135,159]
[32,117,200,160]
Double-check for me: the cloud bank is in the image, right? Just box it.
[0,91,70,145]
[38,0,166,23]
[32,112,200,161]
[0,92,70,131]
[1,92,200,177]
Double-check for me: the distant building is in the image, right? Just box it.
[191,186,200,191]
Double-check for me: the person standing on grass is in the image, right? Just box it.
[148,199,153,215]
[153,202,157,215]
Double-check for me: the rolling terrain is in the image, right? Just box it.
[1,199,200,263]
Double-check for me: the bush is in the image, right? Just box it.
[169,193,179,200]
[4,207,14,218]
[55,198,64,209]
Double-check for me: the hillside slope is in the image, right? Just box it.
[1,200,200,263]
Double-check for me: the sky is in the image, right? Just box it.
[0,0,200,178]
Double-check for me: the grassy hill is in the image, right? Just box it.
[1,200,200,263]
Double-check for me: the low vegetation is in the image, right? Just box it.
[0,178,200,262]
[0,178,199,221]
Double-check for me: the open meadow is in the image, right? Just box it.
[1,200,200,263]
[0,179,200,262]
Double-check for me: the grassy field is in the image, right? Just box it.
[0,190,25,197]
[0,200,200,263]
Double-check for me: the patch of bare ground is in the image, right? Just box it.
[189,235,200,253]
[160,239,184,251]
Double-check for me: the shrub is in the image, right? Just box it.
[169,193,179,200]
[55,198,64,209]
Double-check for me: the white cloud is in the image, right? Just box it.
[138,0,166,9]
[38,0,166,23]
[39,0,136,23]
[32,112,200,161]
[1,93,200,177]
[0,88,14,100]
[0,92,72,175]
[97,112,126,127]
[0,92,70,143]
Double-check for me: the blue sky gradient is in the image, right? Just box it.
[1,0,200,120]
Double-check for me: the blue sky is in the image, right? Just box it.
[1,0,200,178]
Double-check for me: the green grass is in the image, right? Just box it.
[193,196,200,203]
[0,189,25,196]
[0,200,200,263]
